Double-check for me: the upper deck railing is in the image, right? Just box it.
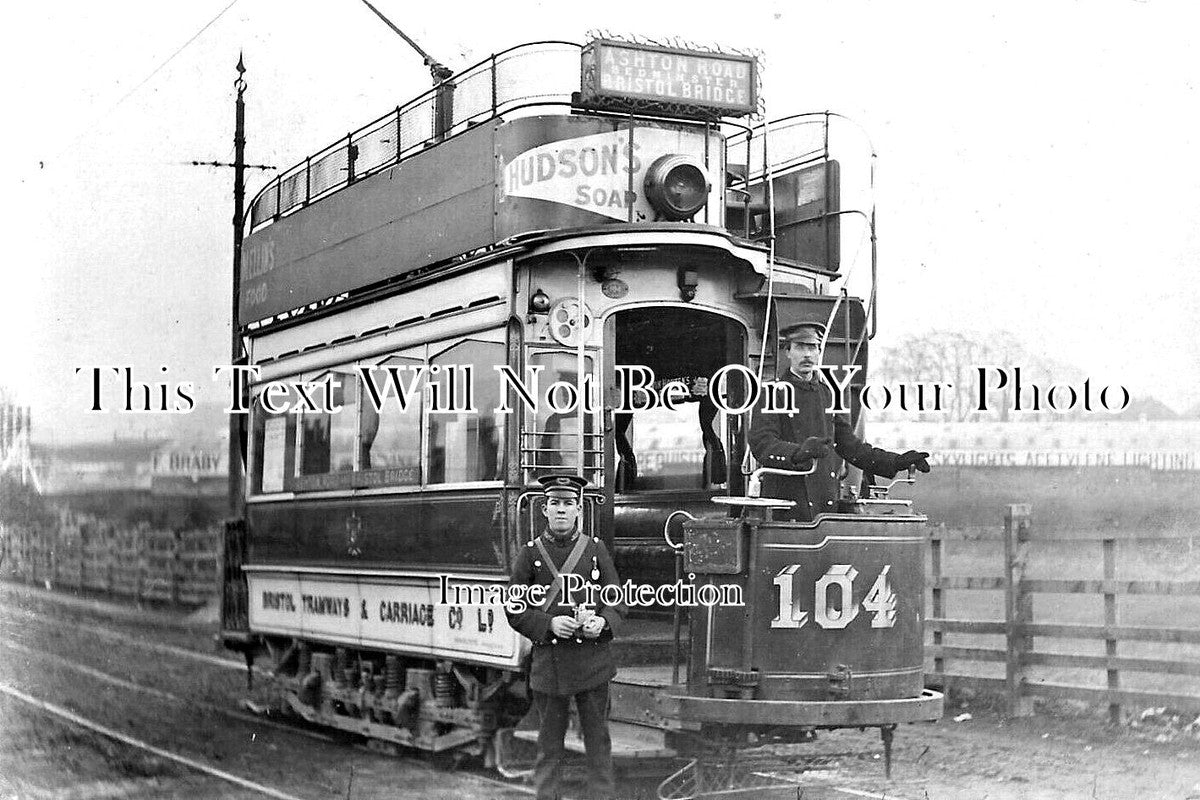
[247,41,582,232]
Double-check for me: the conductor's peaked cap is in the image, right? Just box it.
[779,321,827,343]
[537,473,589,497]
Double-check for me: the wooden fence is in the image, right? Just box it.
[927,504,1200,718]
[0,512,221,606]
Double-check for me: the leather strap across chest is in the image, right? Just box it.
[534,533,591,613]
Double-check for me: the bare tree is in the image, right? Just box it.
[871,330,1088,422]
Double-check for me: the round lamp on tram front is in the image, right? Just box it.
[644,155,710,221]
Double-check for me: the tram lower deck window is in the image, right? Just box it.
[427,340,505,483]
[250,398,295,494]
[299,372,357,476]
[358,354,422,485]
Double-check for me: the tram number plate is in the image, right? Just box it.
[771,564,897,630]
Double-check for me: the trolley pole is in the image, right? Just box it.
[356,0,455,139]
[229,54,247,517]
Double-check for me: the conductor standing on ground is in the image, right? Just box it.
[507,474,626,800]
[749,321,931,520]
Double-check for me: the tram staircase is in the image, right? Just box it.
[512,617,686,760]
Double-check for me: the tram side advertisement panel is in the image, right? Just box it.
[247,573,525,669]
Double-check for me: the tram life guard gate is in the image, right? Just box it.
[220,36,942,794]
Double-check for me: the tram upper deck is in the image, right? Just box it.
[238,41,853,332]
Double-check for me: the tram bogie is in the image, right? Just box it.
[259,636,522,753]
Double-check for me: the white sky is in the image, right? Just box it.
[2,0,1198,442]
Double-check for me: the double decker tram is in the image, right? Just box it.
[222,38,942,793]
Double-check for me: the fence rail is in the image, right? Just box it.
[0,513,220,606]
[927,506,1200,718]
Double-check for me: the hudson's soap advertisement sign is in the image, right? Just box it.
[496,117,722,227]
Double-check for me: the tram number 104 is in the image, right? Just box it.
[771,564,897,630]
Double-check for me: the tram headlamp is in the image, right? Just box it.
[678,267,699,302]
[644,155,710,221]
[529,288,551,314]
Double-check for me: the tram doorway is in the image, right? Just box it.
[606,307,746,496]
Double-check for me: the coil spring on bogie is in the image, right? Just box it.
[297,643,312,676]
[433,670,454,707]
[360,666,374,693]
[333,647,348,687]
[384,655,402,697]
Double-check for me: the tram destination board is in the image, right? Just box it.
[580,39,757,118]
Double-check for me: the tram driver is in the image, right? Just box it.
[749,321,931,521]
[507,474,626,800]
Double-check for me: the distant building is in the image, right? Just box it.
[871,419,1200,471]
[33,437,228,497]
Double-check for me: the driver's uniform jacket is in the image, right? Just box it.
[506,528,626,695]
[749,370,900,521]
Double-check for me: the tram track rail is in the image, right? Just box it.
[0,638,334,744]
[0,593,539,799]
[0,681,309,800]
[0,676,540,800]
[0,652,537,800]
[0,601,261,675]
[0,675,537,800]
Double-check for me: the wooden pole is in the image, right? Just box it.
[930,524,945,683]
[1103,536,1120,724]
[228,55,247,518]
[1004,504,1034,716]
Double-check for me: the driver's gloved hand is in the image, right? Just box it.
[892,450,931,474]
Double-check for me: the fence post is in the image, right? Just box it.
[27,524,36,583]
[169,530,180,605]
[1103,536,1120,724]
[104,524,114,595]
[134,525,145,606]
[76,520,85,587]
[1004,504,1034,717]
[213,525,224,607]
[49,522,58,588]
[930,523,945,684]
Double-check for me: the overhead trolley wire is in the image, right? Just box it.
[107,0,244,114]
[34,0,244,171]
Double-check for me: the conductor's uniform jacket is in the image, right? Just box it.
[506,529,626,695]
[749,370,899,521]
